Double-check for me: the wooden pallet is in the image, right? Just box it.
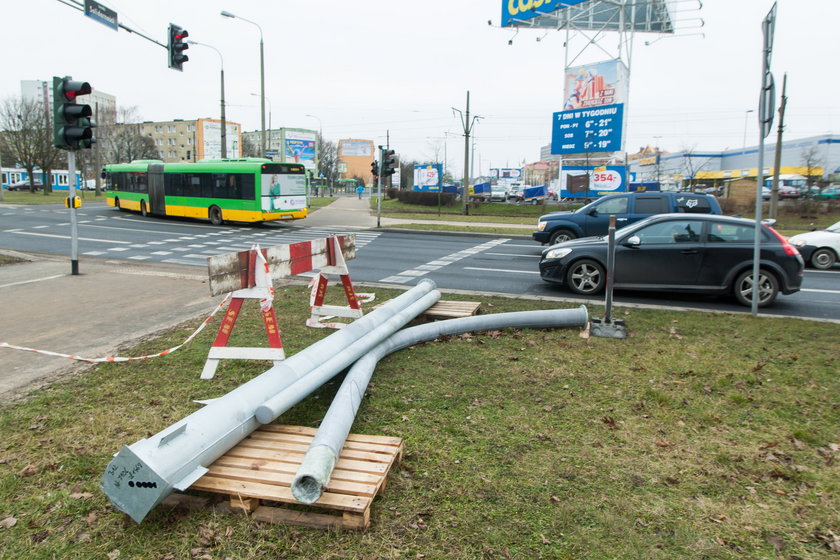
[164,424,403,530]
[422,300,481,319]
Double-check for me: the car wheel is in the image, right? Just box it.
[549,229,576,244]
[810,248,837,270]
[565,259,605,295]
[209,205,223,226]
[140,200,147,217]
[733,269,779,307]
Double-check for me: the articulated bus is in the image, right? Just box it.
[103,158,308,225]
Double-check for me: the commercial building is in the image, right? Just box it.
[627,134,840,190]
[337,139,375,186]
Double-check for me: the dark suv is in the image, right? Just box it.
[533,191,722,245]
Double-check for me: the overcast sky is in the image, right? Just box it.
[3,0,838,176]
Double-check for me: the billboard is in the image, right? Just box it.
[564,59,629,110]
[198,119,241,160]
[559,165,627,198]
[413,164,443,191]
[340,140,373,157]
[284,130,316,170]
[489,168,522,179]
[551,103,624,155]
[501,0,587,27]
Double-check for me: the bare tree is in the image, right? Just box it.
[800,145,823,193]
[315,134,340,192]
[680,145,712,191]
[241,135,260,158]
[0,96,60,193]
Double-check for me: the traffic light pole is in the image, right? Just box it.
[67,151,80,275]
[376,147,383,228]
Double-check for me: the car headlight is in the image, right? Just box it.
[538,221,546,231]
[544,247,573,260]
[792,239,806,247]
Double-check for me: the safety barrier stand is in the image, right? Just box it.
[201,244,284,380]
[306,235,374,329]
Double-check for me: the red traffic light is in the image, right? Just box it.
[59,80,92,101]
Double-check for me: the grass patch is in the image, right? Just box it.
[375,197,566,220]
[383,223,533,236]
[0,287,837,559]
[0,190,107,205]
[308,196,337,208]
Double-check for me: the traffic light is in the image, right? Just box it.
[168,24,189,71]
[382,149,397,176]
[52,76,95,150]
[370,160,379,177]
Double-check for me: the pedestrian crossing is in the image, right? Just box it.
[81,226,381,266]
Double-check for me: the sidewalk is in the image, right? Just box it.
[304,195,534,231]
[0,253,217,402]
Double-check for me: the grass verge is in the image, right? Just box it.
[0,286,837,559]
[0,191,106,205]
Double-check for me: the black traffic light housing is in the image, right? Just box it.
[381,149,397,176]
[370,160,379,177]
[52,76,95,150]
[168,24,189,71]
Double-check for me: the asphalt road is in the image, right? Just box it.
[1,200,838,321]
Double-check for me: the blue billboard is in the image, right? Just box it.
[551,103,624,155]
[501,0,588,27]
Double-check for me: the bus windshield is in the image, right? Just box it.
[261,164,307,212]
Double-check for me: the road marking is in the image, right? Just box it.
[0,274,65,289]
[379,239,509,284]
[800,288,840,294]
[9,231,132,243]
[484,252,541,258]
[464,266,540,275]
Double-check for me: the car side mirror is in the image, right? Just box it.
[623,235,641,247]
[587,208,598,216]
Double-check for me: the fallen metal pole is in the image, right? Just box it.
[290,305,589,504]
[99,279,439,523]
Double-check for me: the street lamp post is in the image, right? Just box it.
[189,40,226,158]
[221,10,265,156]
[251,93,271,151]
[743,109,754,149]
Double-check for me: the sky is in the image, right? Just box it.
[3,0,839,177]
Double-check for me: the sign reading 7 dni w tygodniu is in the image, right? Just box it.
[551,103,624,155]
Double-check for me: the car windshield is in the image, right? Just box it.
[826,221,840,233]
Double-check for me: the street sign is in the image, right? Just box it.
[84,0,118,30]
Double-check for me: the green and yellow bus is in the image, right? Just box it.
[104,158,308,225]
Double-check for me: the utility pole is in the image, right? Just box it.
[452,91,481,215]
[769,73,787,220]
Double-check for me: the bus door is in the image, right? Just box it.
[148,164,166,215]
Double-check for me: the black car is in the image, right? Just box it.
[6,179,44,191]
[539,214,804,307]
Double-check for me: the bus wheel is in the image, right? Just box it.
[209,206,223,226]
[115,197,125,212]
[140,200,147,217]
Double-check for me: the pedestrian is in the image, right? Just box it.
[356,184,364,199]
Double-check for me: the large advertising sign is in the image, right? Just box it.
[284,130,316,170]
[413,164,442,191]
[501,0,587,27]
[559,165,627,198]
[340,140,373,157]
[199,119,241,160]
[489,168,522,179]
[551,103,624,155]
[563,59,629,110]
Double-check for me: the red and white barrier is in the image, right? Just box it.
[201,244,284,380]
[306,235,374,329]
